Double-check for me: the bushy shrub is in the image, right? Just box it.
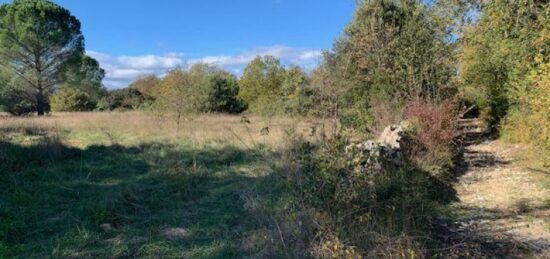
[128,74,160,98]
[405,99,458,179]
[405,99,457,151]
[50,88,96,112]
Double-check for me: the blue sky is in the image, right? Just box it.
[0,0,357,88]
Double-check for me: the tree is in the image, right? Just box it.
[156,63,245,114]
[238,56,286,115]
[155,67,194,132]
[281,65,312,115]
[344,0,455,101]
[315,0,460,133]
[0,0,84,115]
[309,50,359,136]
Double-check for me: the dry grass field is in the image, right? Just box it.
[0,111,314,148]
[0,112,317,258]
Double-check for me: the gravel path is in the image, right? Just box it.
[450,119,550,258]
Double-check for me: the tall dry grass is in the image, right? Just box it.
[0,111,315,148]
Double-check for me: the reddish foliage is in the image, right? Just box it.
[406,99,458,150]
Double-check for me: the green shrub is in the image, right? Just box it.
[50,88,96,112]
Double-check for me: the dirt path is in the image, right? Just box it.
[450,119,550,257]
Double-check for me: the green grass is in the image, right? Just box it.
[0,130,280,258]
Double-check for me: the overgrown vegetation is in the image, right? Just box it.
[273,135,457,257]
[1,0,550,257]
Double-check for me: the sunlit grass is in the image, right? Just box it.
[0,111,311,148]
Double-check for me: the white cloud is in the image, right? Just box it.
[88,46,322,89]
[87,51,184,89]
[298,50,323,61]
[117,54,183,69]
[190,45,323,72]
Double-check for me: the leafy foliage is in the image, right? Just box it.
[280,65,314,115]
[97,88,152,111]
[311,0,459,133]
[460,0,550,166]
[50,87,96,112]
[459,0,549,125]
[154,65,207,118]
[0,90,38,116]
[238,56,286,115]
[154,63,246,116]
[128,74,161,98]
[206,71,247,114]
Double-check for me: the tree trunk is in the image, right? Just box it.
[36,91,45,116]
[176,112,181,136]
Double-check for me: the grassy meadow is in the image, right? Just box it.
[0,112,315,258]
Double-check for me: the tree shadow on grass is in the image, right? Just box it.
[0,139,275,258]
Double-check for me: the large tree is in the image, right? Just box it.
[314,0,463,132]
[0,0,85,115]
[343,0,456,101]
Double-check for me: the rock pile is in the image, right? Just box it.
[345,124,407,174]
